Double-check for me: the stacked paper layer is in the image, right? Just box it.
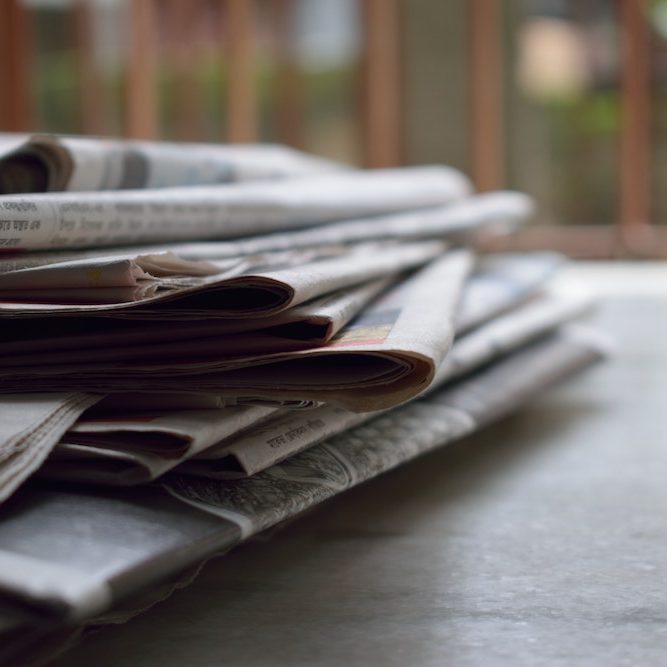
[0,134,608,663]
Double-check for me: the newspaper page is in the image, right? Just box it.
[0,190,533,276]
[40,268,578,485]
[0,392,100,504]
[0,327,606,622]
[184,189,531,259]
[47,291,590,486]
[0,253,561,495]
[44,404,279,486]
[181,291,591,479]
[0,243,344,306]
[434,292,593,385]
[39,279,588,487]
[0,251,472,411]
[0,250,223,291]
[0,239,440,317]
[456,251,563,332]
[0,277,395,363]
[0,134,27,155]
[0,246,562,326]
[0,135,345,195]
[0,165,471,251]
[165,327,608,536]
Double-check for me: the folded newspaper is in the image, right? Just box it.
[0,239,444,312]
[0,137,609,663]
[45,292,591,485]
[0,190,531,317]
[0,251,473,411]
[40,253,577,486]
[0,393,100,504]
[0,251,566,502]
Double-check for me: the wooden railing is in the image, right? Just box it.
[0,0,663,257]
[468,0,664,258]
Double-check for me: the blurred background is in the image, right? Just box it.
[0,0,666,257]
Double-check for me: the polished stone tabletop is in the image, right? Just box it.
[52,263,667,667]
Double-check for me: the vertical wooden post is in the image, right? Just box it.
[125,0,159,139]
[468,0,504,191]
[71,0,109,135]
[166,0,205,141]
[361,0,402,168]
[224,0,257,142]
[618,0,651,236]
[270,0,304,148]
[0,0,34,132]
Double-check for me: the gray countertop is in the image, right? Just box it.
[53,263,667,667]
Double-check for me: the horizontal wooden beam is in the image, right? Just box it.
[481,225,667,260]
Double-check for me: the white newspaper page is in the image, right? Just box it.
[0,190,533,276]
[0,239,439,316]
[0,165,471,251]
[0,239,437,323]
[192,190,532,258]
[0,251,223,291]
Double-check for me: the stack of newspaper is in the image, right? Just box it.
[0,135,606,660]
